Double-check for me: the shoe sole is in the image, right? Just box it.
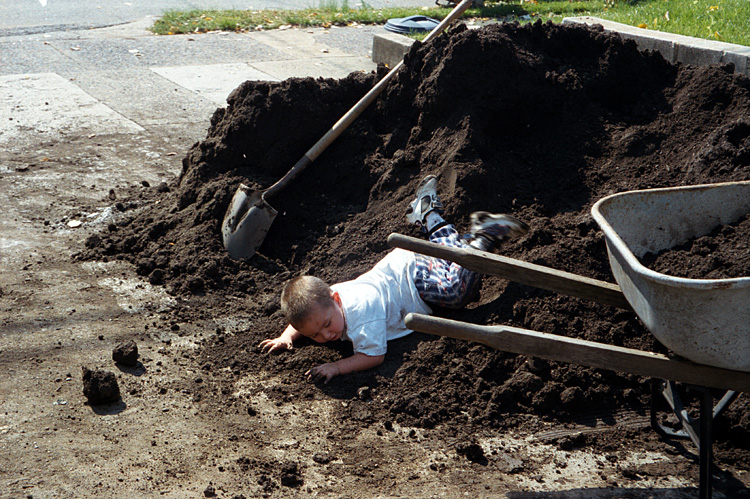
[414,175,438,198]
[406,175,441,223]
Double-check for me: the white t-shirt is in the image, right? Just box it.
[332,249,432,357]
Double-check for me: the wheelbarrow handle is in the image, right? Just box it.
[405,313,750,393]
[388,233,631,309]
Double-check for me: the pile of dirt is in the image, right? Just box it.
[643,213,750,279]
[78,21,750,466]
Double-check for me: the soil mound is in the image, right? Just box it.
[78,21,750,464]
[643,213,750,279]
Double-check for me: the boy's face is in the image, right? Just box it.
[295,292,345,343]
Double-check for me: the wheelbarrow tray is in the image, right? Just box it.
[591,181,750,372]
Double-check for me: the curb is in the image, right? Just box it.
[372,31,415,67]
[371,17,750,76]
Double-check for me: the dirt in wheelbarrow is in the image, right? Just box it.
[78,20,750,496]
[643,213,750,279]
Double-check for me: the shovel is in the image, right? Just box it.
[221,0,474,260]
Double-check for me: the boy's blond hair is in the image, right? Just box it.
[281,276,334,326]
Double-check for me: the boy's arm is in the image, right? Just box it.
[306,353,385,384]
[259,324,302,353]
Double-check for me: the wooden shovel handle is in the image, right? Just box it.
[405,313,750,392]
[264,0,475,199]
[388,233,631,309]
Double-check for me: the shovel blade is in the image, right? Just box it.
[222,184,278,260]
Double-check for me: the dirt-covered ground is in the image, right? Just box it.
[4,20,750,498]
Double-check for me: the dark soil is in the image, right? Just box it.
[82,367,121,405]
[112,339,139,367]
[643,213,750,279]
[78,21,750,471]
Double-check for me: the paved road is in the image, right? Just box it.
[2,0,430,35]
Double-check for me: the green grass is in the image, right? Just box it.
[151,0,750,46]
[152,4,482,34]
[599,0,750,45]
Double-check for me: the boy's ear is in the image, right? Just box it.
[331,291,342,306]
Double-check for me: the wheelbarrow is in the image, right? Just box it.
[387,179,750,499]
[591,180,750,372]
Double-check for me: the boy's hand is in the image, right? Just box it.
[306,363,341,384]
[260,324,302,354]
[305,354,384,383]
[259,337,293,353]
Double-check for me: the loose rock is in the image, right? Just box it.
[82,367,120,405]
[112,340,139,366]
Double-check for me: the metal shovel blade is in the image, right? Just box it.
[221,184,278,260]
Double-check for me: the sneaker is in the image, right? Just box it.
[406,175,444,226]
[470,211,529,246]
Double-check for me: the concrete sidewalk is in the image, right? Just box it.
[1,17,387,151]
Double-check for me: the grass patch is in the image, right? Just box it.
[152,5,487,34]
[151,0,750,46]
[598,0,750,45]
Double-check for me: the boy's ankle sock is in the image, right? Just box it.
[424,212,446,234]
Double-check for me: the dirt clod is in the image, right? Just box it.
[357,386,372,400]
[558,432,588,451]
[81,366,120,405]
[279,462,303,487]
[312,452,332,464]
[456,440,487,463]
[203,482,217,497]
[112,340,139,366]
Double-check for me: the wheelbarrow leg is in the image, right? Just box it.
[699,387,713,499]
[651,380,699,443]
[651,381,738,444]
[651,381,739,499]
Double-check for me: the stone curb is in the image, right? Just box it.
[371,17,750,76]
[372,31,415,68]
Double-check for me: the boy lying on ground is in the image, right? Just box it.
[259,175,529,383]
